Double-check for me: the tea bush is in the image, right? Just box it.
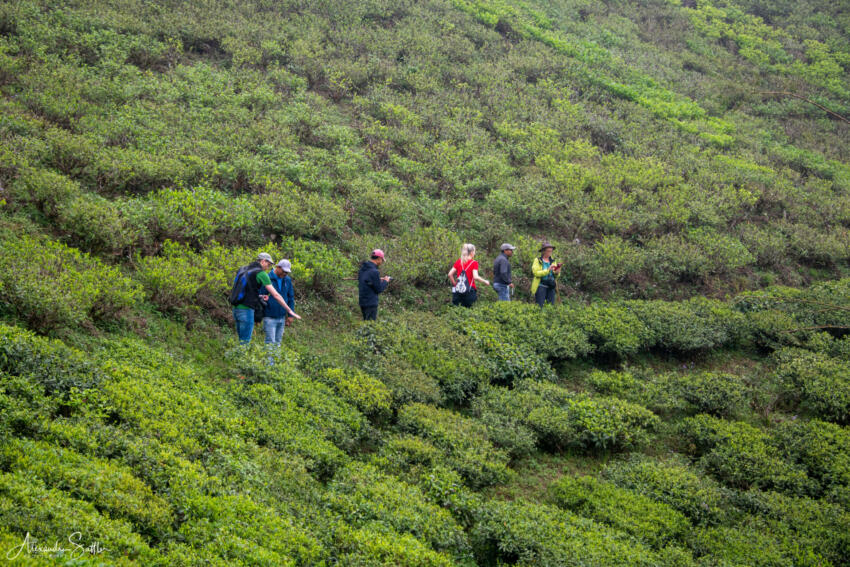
[459,302,593,362]
[470,498,684,567]
[0,471,157,563]
[326,462,473,562]
[733,489,850,566]
[549,475,691,549]
[0,233,141,330]
[257,179,346,240]
[625,297,748,352]
[397,403,509,488]
[677,415,815,495]
[669,371,750,417]
[462,320,556,385]
[137,185,260,246]
[319,367,392,419]
[774,419,850,494]
[603,456,731,525]
[0,323,102,395]
[0,438,174,540]
[352,314,491,405]
[332,523,457,567]
[773,347,850,424]
[474,380,659,452]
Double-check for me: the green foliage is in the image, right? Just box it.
[603,456,731,525]
[775,419,850,494]
[352,314,491,405]
[677,415,815,495]
[773,347,850,424]
[0,438,173,539]
[257,178,346,240]
[0,233,141,330]
[0,323,102,395]
[319,367,392,419]
[474,380,659,453]
[327,462,473,562]
[470,498,684,567]
[549,475,691,549]
[626,297,749,352]
[397,403,509,488]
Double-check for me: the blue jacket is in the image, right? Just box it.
[264,271,294,319]
[358,260,387,307]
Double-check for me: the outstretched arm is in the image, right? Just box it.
[264,284,301,319]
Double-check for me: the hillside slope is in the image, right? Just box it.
[1,0,850,565]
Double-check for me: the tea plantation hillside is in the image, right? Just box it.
[1,0,850,565]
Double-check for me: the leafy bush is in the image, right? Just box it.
[0,438,174,539]
[138,185,260,246]
[603,456,731,525]
[677,415,815,495]
[773,347,850,424]
[352,314,491,405]
[474,380,659,452]
[470,498,685,567]
[626,297,748,352]
[257,178,346,240]
[332,523,456,567]
[318,367,392,419]
[380,226,462,288]
[733,489,850,566]
[574,302,652,356]
[462,320,556,385]
[461,302,593,362]
[326,462,472,562]
[0,233,141,330]
[670,371,749,417]
[0,471,158,563]
[549,475,691,548]
[774,419,850,494]
[0,323,102,395]
[397,403,509,488]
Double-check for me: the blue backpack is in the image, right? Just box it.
[228,264,262,306]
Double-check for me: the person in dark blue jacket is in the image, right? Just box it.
[263,259,296,351]
[358,249,390,321]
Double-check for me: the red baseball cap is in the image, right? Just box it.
[371,249,385,259]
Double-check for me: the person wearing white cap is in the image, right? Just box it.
[358,249,391,320]
[229,253,300,345]
[493,243,516,301]
[263,259,296,354]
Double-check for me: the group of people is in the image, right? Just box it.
[231,241,564,345]
[229,252,301,348]
[446,241,562,309]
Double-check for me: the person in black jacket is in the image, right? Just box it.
[358,249,391,320]
[492,243,516,301]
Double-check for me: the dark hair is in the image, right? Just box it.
[371,254,381,260]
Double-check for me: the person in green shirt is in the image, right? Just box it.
[232,253,300,345]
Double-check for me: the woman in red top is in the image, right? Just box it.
[447,243,490,308]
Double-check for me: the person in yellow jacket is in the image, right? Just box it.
[531,242,561,307]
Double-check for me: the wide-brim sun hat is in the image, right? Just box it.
[538,242,555,252]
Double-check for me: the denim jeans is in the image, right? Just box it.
[232,307,255,344]
[493,282,511,301]
[263,317,286,346]
[535,284,556,307]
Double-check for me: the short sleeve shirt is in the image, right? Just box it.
[236,270,273,309]
[453,259,479,290]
